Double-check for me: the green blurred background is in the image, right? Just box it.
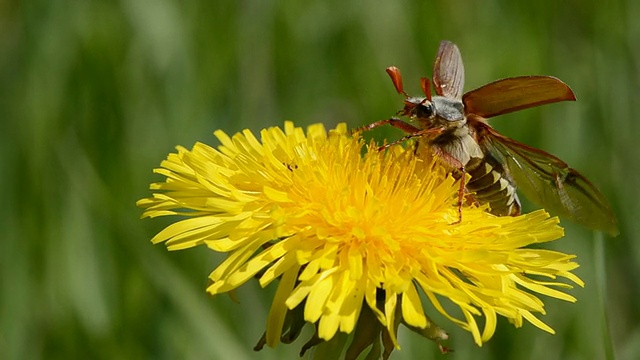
[2,0,638,359]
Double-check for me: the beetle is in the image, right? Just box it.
[357,40,618,236]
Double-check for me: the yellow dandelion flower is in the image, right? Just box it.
[138,121,583,359]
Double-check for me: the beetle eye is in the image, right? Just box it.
[416,102,434,118]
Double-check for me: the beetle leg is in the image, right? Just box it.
[351,118,421,135]
[433,148,467,224]
[377,127,445,151]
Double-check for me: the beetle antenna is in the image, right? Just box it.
[420,77,432,101]
[386,66,409,97]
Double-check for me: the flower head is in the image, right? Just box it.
[138,122,583,358]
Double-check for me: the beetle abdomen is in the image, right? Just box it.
[466,156,521,216]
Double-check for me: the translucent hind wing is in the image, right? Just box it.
[471,117,618,236]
